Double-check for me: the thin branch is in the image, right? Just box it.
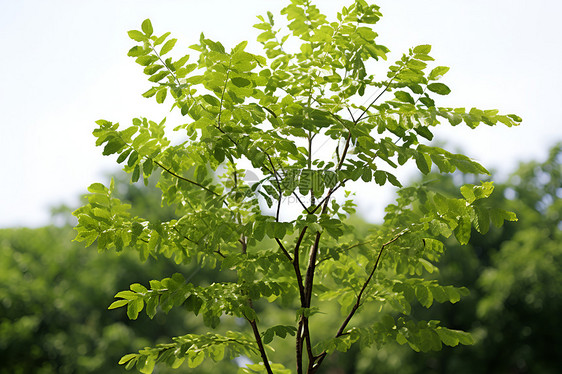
[293,226,308,302]
[316,237,380,264]
[172,226,199,245]
[245,301,274,374]
[307,131,316,208]
[260,146,311,215]
[238,238,247,255]
[293,225,308,374]
[265,152,284,222]
[303,232,322,307]
[304,321,315,373]
[311,229,409,372]
[297,231,322,373]
[336,132,352,171]
[275,238,293,263]
[346,106,356,123]
[309,179,347,215]
[354,58,409,124]
[154,160,220,197]
[292,192,312,215]
[150,42,182,87]
[217,57,232,129]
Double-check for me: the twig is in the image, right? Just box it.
[245,300,274,374]
[154,160,219,197]
[311,229,409,372]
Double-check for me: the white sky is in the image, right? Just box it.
[1,0,561,227]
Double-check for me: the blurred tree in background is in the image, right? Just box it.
[0,175,240,374]
[1,144,560,373]
[354,143,561,374]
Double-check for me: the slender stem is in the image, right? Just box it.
[265,153,283,222]
[153,160,220,197]
[337,132,352,171]
[293,225,308,374]
[297,231,322,373]
[292,193,312,214]
[217,58,232,129]
[275,238,293,263]
[309,179,347,215]
[354,57,409,124]
[296,321,304,374]
[150,42,182,87]
[246,301,274,374]
[261,147,311,214]
[293,226,308,302]
[311,230,409,372]
[303,232,322,307]
[316,237,380,264]
[307,131,316,208]
[346,107,356,123]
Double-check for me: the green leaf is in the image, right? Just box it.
[154,31,171,46]
[103,138,126,156]
[436,327,474,347]
[128,46,147,57]
[87,182,108,194]
[394,90,414,104]
[445,286,462,303]
[460,184,477,203]
[263,328,275,344]
[231,77,251,87]
[136,55,158,66]
[427,83,451,95]
[386,172,402,187]
[146,295,158,319]
[144,64,163,75]
[414,153,431,175]
[473,206,490,234]
[138,355,156,374]
[202,94,220,107]
[118,354,138,365]
[420,329,442,352]
[396,331,408,345]
[374,170,386,185]
[128,30,146,42]
[160,38,177,55]
[115,290,137,300]
[130,283,147,293]
[127,298,144,320]
[156,89,167,104]
[413,44,431,54]
[148,71,169,82]
[132,164,141,183]
[414,126,433,141]
[415,285,433,308]
[419,258,437,273]
[108,299,129,310]
[141,19,153,36]
[453,217,471,245]
[407,59,427,71]
[187,350,205,368]
[429,66,450,80]
[490,208,517,227]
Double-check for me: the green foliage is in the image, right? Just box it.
[73,1,519,373]
[356,143,561,374]
[0,226,214,373]
[0,177,243,374]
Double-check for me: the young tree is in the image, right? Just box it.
[73,1,521,372]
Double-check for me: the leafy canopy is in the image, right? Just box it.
[73,0,520,373]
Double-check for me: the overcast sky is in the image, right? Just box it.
[1,0,561,227]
